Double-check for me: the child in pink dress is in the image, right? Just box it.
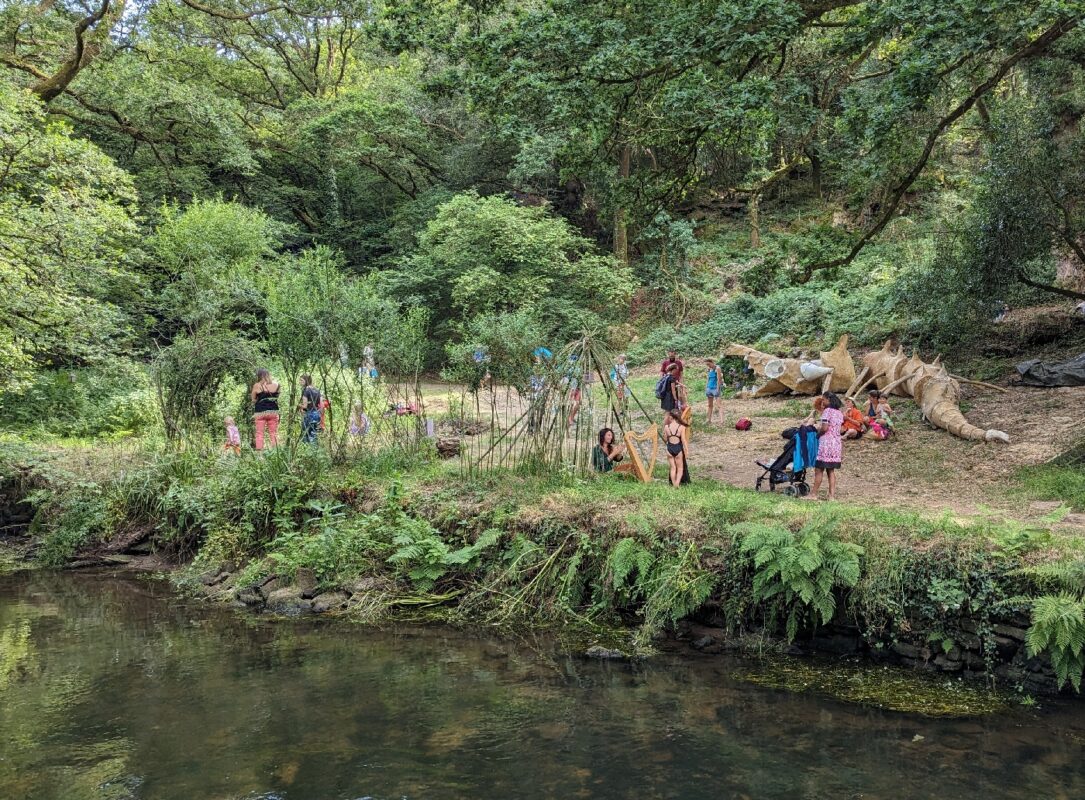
[811,392,844,500]
[223,417,241,455]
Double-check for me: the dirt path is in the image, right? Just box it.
[680,386,1082,522]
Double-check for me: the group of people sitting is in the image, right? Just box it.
[835,389,895,441]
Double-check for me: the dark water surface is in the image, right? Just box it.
[3,571,1085,800]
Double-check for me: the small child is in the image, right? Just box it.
[223,416,241,455]
[871,399,894,440]
[349,402,370,437]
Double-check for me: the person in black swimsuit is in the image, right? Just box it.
[663,410,690,487]
[250,368,280,450]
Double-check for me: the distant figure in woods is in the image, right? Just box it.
[223,416,241,455]
[705,358,724,424]
[349,402,370,438]
[250,368,280,450]
[565,355,583,429]
[299,374,322,444]
[611,353,630,413]
[663,409,691,487]
[810,391,844,501]
[592,427,627,473]
[660,348,684,382]
[361,344,378,380]
[527,353,547,433]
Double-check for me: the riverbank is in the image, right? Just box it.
[4,439,1085,698]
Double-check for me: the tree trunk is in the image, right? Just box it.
[808,146,823,200]
[613,145,631,263]
[749,192,761,249]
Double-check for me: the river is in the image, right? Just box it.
[2,570,1085,799]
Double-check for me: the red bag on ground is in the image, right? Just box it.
[735,418,752,431]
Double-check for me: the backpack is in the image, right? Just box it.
[654,374,671,399]
[735,418,752,431]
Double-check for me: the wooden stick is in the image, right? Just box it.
[876,373,913,396]
[851,371,885,399]
[844,365,870,398]
[949,374,1011,394]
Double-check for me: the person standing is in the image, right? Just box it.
[611,353,630,414]
[223,416,241,455]
[663,410,691,487]
[361,344,378,380]
[705,358,723,424]
[299,375,322,444]
[527,354,546,433]
[250,368,280,450]
[660,349,684,382]
[810,391,844,500]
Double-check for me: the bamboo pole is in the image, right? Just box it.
[949,374,1011,394]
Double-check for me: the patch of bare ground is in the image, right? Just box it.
[683,384,1084,525]
[422,370,1084,529]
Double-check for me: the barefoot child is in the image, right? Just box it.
[223,416,241,455]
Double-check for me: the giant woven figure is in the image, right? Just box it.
[859,341,1010,444]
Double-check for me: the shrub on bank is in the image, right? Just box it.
[15,447,1085,691]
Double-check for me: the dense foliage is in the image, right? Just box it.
[0,0,1082,392]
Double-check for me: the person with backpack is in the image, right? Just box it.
[656,363,686,421]
[299,374,322,444]
[659,349,684,382]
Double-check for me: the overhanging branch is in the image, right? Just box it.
[801,18,1080,279]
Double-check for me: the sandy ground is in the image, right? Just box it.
[681,386,1083,521]
[420,376,1085,527]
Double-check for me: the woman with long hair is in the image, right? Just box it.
[250,368,280,450]
[592,427,626,472]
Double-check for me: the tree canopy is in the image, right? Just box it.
[1,0,1084,388]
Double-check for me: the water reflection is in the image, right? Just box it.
[3,570,1085,800]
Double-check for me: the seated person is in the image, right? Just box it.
[871,397,895,440]
[593,427,629,473]
[865,389,892,422]
[841,397,867,440]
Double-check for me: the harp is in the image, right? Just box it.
[620,424,658,483]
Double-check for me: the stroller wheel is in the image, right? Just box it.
[797,483,810,497]
[783,485,799,497]
[755,477,764,491]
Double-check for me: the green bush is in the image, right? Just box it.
[631,283,901,361]
[1027,594,1085,692]
[0,362,158,438]
[737,518,862,641]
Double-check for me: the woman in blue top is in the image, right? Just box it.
[705,358,723,424]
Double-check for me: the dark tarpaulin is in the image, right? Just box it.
[1016,353,1085,387]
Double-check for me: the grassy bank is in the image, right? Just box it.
[4,438,1085,693]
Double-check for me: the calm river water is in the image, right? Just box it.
[3,570,1085,799]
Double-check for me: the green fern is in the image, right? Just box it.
[737,520,863,642]
[606,537,655,598]
[637,542,717,647]
[1017,560,1085,595]
[1027,594,1085,692]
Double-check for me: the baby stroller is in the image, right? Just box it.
[754,427,812,497]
